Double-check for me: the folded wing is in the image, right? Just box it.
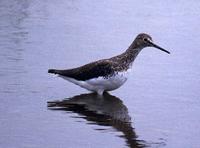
[48,60,114,81]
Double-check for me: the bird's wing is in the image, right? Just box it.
[48,60,114,81]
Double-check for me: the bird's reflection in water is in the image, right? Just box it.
[48,93,147,148]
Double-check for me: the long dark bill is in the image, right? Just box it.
[148,40,170,54]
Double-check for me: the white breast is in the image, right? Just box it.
[60,69,131,95]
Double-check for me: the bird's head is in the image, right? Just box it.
[134,33,170,54]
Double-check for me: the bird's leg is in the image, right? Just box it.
[97,89,104,96]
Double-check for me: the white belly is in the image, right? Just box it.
[60,70,131,95]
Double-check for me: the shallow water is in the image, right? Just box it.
[0,0,200,148]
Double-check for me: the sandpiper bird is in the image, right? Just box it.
[48,33,170,95]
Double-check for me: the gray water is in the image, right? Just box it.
[0,0,200,148]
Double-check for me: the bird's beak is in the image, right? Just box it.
[147,39,170,54]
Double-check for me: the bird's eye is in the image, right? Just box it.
[143,38,148,42]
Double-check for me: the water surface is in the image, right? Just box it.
[0,0,200,148]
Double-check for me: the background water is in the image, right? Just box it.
[0,0,200,148]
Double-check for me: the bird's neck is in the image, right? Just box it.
[125,46,143,63]
[110,41,143,71]
[121,40,143,65]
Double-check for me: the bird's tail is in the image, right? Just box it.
[48,69,60,74]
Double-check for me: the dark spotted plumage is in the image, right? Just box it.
[48,48,141,81]
[48,60,114,81]
[48,33,170,94]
